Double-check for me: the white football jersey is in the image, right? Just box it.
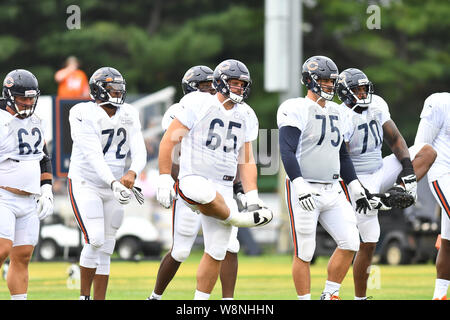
[342,94,391,175]
[68,101,147,188]
[161,103,184,131]
[277,97,351,183]
[0,109,46,194]
[176,91,258,186]
[418,92,450,181]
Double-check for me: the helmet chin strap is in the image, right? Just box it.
[98,101,119,108]
[221,97,231,106]
[316,96,324,105]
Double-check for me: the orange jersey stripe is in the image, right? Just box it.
[340,180,351,203]
[176,183,200,205]
[286,179,298,257]
[432,180,450,218]
[67,179,89,244]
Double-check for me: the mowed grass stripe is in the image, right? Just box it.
[0,253,437,300]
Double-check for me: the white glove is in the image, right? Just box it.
[245,190,266,211]
[347,180,372,214]
[368,194,392,211]
[111,180,131,205]
[292,177,319,212]
[37,184,54,220]
[156,174,175,209]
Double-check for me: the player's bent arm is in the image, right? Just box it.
[383,119,411,161]
[40,143,53,186]
[238,141,257,193]
[383,120,416,188]
[340,142,372,213]
[124,129,147,188]
[158,118,189,174]
[38,142,54,220]
[238,141,268,209]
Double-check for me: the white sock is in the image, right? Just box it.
[222,297,234,300]
[297,293,311,300]
[324,280,341,296]
[79,295,90,300]
[354,296,367,300]
[11,293,27,300]
[149,291,162,300]
[433,278,449,299]
[194,290,210,300]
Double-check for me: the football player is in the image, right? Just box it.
[0,69,54,300]
[68,67,147,300]
[414,92,450,300]
[336,68,436,300]
[277,56,372,300]
[149,65,240,300]
[156,59,273,300]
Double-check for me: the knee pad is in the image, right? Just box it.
[205,245,227,261]
[297,238,316,262]
[88,231,105,249]
[171,247,191,262]
[100,238,116,255]
[357,217,380,243]
[227,227,240,253]
[295,214,317,262]
[96,251,111,275]
[178,176,216,205]
[337,230,360,252]
[80,244,99,269]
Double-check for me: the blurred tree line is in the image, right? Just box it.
[0,0,448,190]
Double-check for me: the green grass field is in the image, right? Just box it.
[0,251,437,300]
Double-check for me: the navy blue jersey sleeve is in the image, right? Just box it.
[339,141,358,184]
[279,126,302,181]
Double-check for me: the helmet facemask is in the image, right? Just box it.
[214,74,251,104]
[196,81,215,95]
[304,72,337,101]
[181,65,215,95]
[7,89,39,119]
[346,81,374,108]
[337,68,374,110]
[95,80,126,107]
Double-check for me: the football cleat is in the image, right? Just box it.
[247,204,273,227]
[226,204,273,228]
[433,295,447,300]
[320,291,341,300]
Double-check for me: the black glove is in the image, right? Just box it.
[355,187,372,214]
[348,180,372,214]
[372,186,415,209]
[233,181,246,212]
